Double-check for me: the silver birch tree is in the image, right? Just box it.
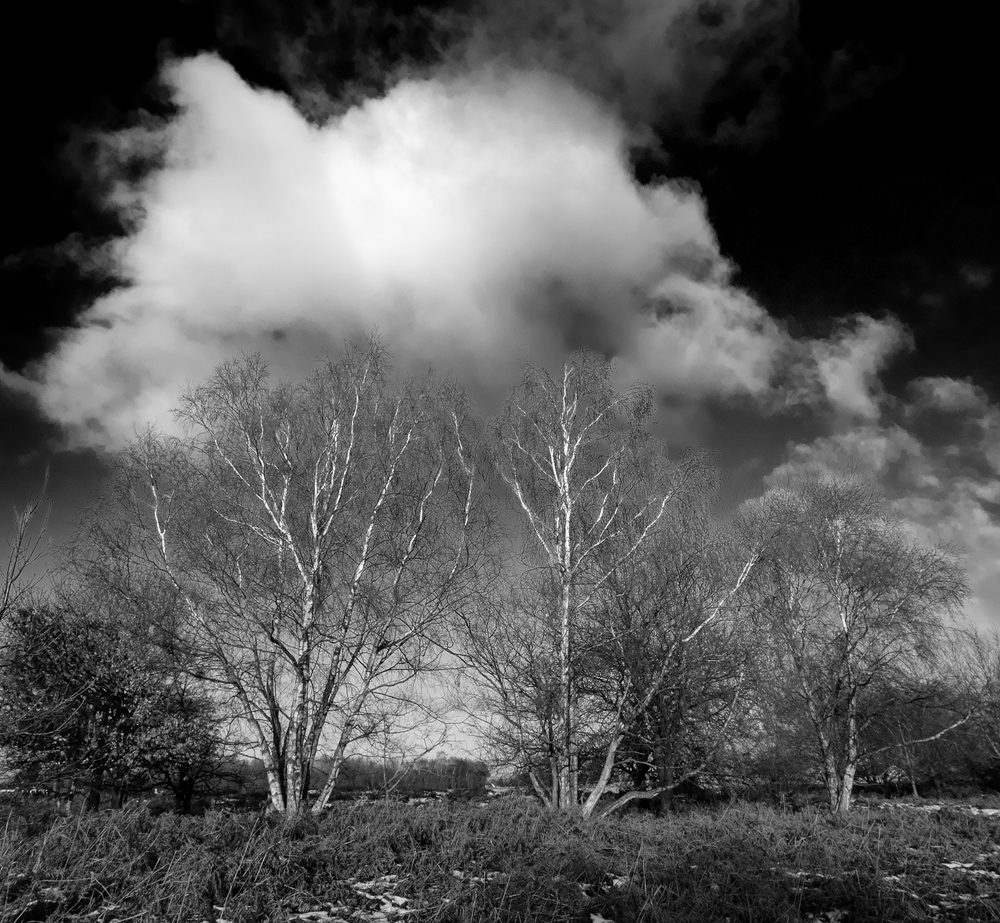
[493,353,677,810]
[748,475,968,813]
[95,341,488,813]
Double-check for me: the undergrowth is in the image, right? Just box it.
[2,797,999,922]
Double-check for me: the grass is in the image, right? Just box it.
[2,796,999,922]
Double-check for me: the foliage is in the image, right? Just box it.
[0,604,226,811]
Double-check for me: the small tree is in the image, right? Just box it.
[575,486,769,815]
[2,489,48,628]
[860,670,972,796]
[453,575,565,804]
[922,631,1000,792]
[131,675,230,813]
[0,602,224,810]
[747,475,969,813]
[0,605,142,808]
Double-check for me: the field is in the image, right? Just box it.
[3,797,1000,923]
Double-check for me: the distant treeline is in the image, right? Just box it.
[219,755,491,799]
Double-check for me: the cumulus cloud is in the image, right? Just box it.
[5,50,913,449]
[11,58,699,441]
[906,376,1000,485]
[10,53,831,447]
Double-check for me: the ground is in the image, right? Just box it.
[3,795,999,922]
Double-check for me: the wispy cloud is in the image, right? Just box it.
[959,262,993,291]
[803,315,911,419]
[766,375,1000,628]
[457,0,798,137]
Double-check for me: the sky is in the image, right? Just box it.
[2,0,998,627]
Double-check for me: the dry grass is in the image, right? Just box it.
[2,795,999,922]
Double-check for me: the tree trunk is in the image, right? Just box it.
[658,756,675,814]
[312,727,352,813]
[85,768,104,813]
[835,692,859,814]
[559,574,575,810]
[581,734,623,817]
[174,764,196,814]
[176,784,195,815]
[289,595,315,813]
[284,765,308,813]
[263,753,288,812]
[286,725,310,813]
[85,787,101,813]
[836,761,856,814]
[904,745,919,797]
[823,752,839,812]
[551,747,559,806]
[656,711,676,815]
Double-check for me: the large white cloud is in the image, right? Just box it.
[11,56,781,445]
[9,54,909,448]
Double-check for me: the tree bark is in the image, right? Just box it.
[85,770,103,813]
[312,725,352,813]
[835,695,859,814]
[658,754,675,814]
[263,753,288,812]
[559,571,575,810]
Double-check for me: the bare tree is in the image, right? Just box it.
[932,630,1000,791]
[970,633,1000,771]
[492,354,681,809]
[2,485,49,627]
[582,499,764,815]
[747,475,969,813]
[860,665,972,797]
[455,480,769,817]
[85,341,490,813]
[451,573,565,805]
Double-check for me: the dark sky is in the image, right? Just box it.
[2,1,998,623]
